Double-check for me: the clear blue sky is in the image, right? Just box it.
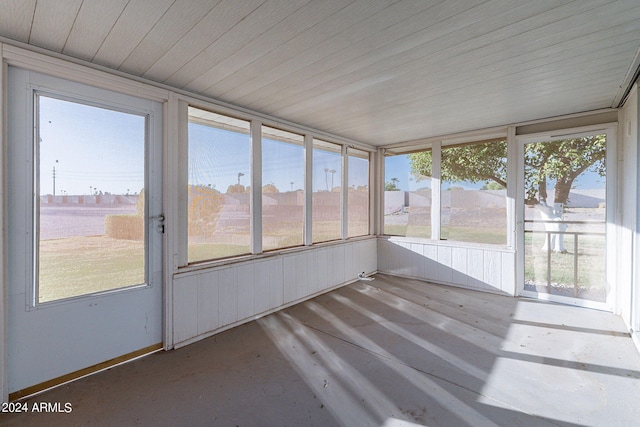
[39,95,145,196]
[40,96,603,196]
[189,123,368,193]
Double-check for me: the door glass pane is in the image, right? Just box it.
[523,134,606,302]
[37,95,146,303]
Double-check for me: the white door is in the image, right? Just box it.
[517,127,616,311]
[7,68,163,397]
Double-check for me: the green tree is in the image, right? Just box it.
[408,136,605,206]
[481,181,505,190]
[262,184,279,193]
[523,135,605,205]
[385,177,400,191]
[409,142,507,188]
[226,183,246,193]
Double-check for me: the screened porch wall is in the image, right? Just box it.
[172,238,377,347]
[377,237,516,296]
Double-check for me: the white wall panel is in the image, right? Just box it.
[618,86,637,327]
[501,251,516,295]
[316,248,329,290]
[283,254,300,304]
[483,250,502,293]
[404,241,416,277]
[410,243,425,279]
[237,264,255,320]
[330,245,346,285]
[197,271,220,335]
[437,246,453,284]
[218,267,239,327]
[423,245,439,282]
[305,250,320,295]
[173,276,198,344]
[173,239,377,346]
[268,259,284,309]
[467,248,485,289]
[254,260,272,315]
[364,239,378,273]
[451,247,468,287]
[343,243,354,279]
[378,237,516,296]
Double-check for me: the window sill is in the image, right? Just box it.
[174,235,376,278]
[379,234,513,252]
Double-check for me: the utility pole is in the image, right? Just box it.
[52,160,58,196]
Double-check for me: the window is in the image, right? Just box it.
[36,95,146,303]
[347,148,369,237]
[384,151,432,238]
[262,126,305,250]
[440,139,507,244]
[187,107,251,262]
[312,139,342,243]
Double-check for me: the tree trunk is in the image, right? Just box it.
[554,180,572,206]
[538,175,547,203]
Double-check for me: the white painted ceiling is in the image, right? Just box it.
[1,0,639,146]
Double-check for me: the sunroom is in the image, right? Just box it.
[1,1,640,424]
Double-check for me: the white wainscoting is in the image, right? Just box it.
[377,237,516,295]
[172,238,377,347]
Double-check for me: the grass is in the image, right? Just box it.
[384,224,431,238]
[441,227,506,245]
[188,243,251,263]
[40,223,605,304]
[39,236,145,303]
[524,233,605,290]
[383,224,506,245]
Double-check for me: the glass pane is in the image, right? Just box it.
[37,95,146,303]
[440,140,507,244]
[523,135,607,302]
[188,108,251,262]
[348,150,369,237]
[385,152,432,238]
[313,139,341,243]
[262,126,304,250]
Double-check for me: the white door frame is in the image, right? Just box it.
[515,124,617,311]
[5,67,164,398]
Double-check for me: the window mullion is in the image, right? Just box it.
[341,145,349,239]
[304,134,313,246]
[251,120,262,255]
[431,141,442,241]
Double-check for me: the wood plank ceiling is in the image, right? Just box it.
[1,0,639,146]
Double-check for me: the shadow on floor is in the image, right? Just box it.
[2,274,639,426]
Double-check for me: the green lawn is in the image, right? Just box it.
[39,236,145,303]
[441,227,506,245]
[524,233,605,290]
[383,225,505,245]
[188,243,251,263]
[42,226,602,304]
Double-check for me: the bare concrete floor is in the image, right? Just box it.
[2,274,640,426]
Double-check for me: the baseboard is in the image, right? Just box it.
[9,343,162,402]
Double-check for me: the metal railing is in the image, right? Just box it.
[524,219,605,296]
